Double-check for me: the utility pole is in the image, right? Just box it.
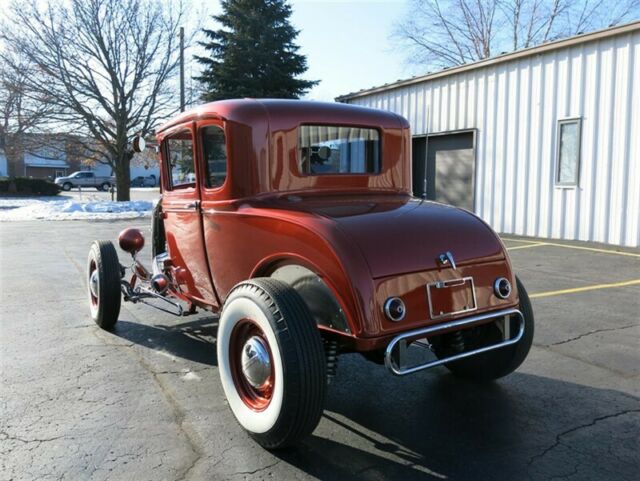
[179,26,185,112]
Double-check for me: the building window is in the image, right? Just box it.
[556,118,581,187]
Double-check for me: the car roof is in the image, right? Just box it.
[156,98,406,134]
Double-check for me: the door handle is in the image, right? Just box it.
[185,201,200,210]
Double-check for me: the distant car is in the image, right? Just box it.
[131,175,156,187]
[54,171,114,191]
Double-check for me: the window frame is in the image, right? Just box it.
[297,123,383,177]
[555,117,582,188]
[163,126,197,191]
[198,123,229,193]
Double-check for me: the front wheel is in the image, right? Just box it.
[87,241,122,330]
[217,278,327,449]
[62,182,72,191]
[434,276,534,381]
[101,182,110,191]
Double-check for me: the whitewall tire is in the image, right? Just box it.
[217,278,327,449]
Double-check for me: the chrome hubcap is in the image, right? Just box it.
[89,269,99,298]
[240,336,271,388]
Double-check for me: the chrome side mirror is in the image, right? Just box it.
[132,135,146,153]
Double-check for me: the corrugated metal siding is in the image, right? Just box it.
[347,31,640,247]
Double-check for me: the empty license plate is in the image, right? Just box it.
[427,277,477,319]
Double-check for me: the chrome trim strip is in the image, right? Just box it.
[384,308,524,376]
[163,207,199,213]
[426,276,478,320]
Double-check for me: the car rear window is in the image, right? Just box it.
[298,125,380,175]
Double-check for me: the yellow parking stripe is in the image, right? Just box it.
[502,238,541,244]
[542,241,640,258]
[502,238,640,258]
[530,279,640,299]
[507,242,548,251]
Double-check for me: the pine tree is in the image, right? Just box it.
[196,0,318,101]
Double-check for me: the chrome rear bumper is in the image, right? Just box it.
[384,308,524,376]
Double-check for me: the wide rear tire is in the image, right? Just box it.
[217,278,327,449]
[436,276,534,381]
[87,241,122,330]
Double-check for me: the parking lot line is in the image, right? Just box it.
[507,242,548,251]
[530,279,640,299]
[502,238,540,244]
[502,238,640,258]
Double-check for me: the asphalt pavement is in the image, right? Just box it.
[1,220,638,481]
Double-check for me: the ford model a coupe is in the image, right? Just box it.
[87,99,534,448]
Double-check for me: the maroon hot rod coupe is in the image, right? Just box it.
[87,99,534,448]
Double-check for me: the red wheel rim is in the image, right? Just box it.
[89,260,98,307]
[229,319,275,411]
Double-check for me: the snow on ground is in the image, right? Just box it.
[0,196,156,221]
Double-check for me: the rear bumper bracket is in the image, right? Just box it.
[384,308,524,376]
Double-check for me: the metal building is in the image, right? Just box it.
[337,21,640,248]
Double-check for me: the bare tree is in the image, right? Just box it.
[1,0,190,200]
[396,0,640,68]
[0,54,57,177]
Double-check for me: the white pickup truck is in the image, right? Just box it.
[54,171,115,191]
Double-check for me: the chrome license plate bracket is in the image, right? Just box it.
[427,276,478,320]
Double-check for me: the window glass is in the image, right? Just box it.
[202,126,227,188]
[166,129,195,188]
[298,125,380,175]
[557,120,580,185]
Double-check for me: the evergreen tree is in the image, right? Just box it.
[196,0,318,101]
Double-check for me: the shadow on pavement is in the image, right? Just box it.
[107,317,639,480]
[112,316,219,366]
[277,354,640,481]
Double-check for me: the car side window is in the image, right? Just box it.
[201,126,227,189]
[165,128,195,189]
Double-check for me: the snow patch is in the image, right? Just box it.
[181,371,201,382]
[0,197,156,221]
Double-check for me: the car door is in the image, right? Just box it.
[197,121,233,304]
[84,172,95,187]
[160,123,216,305]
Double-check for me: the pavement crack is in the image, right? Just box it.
[0,430,67,447]
[547,324,639,346]
[129,355,203,480]
[527,409,640,469]
[231,460,280,476]
[88,329,205,481]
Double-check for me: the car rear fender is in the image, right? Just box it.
[256,260,351,334]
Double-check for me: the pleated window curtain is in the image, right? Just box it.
[298,125,380,174]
